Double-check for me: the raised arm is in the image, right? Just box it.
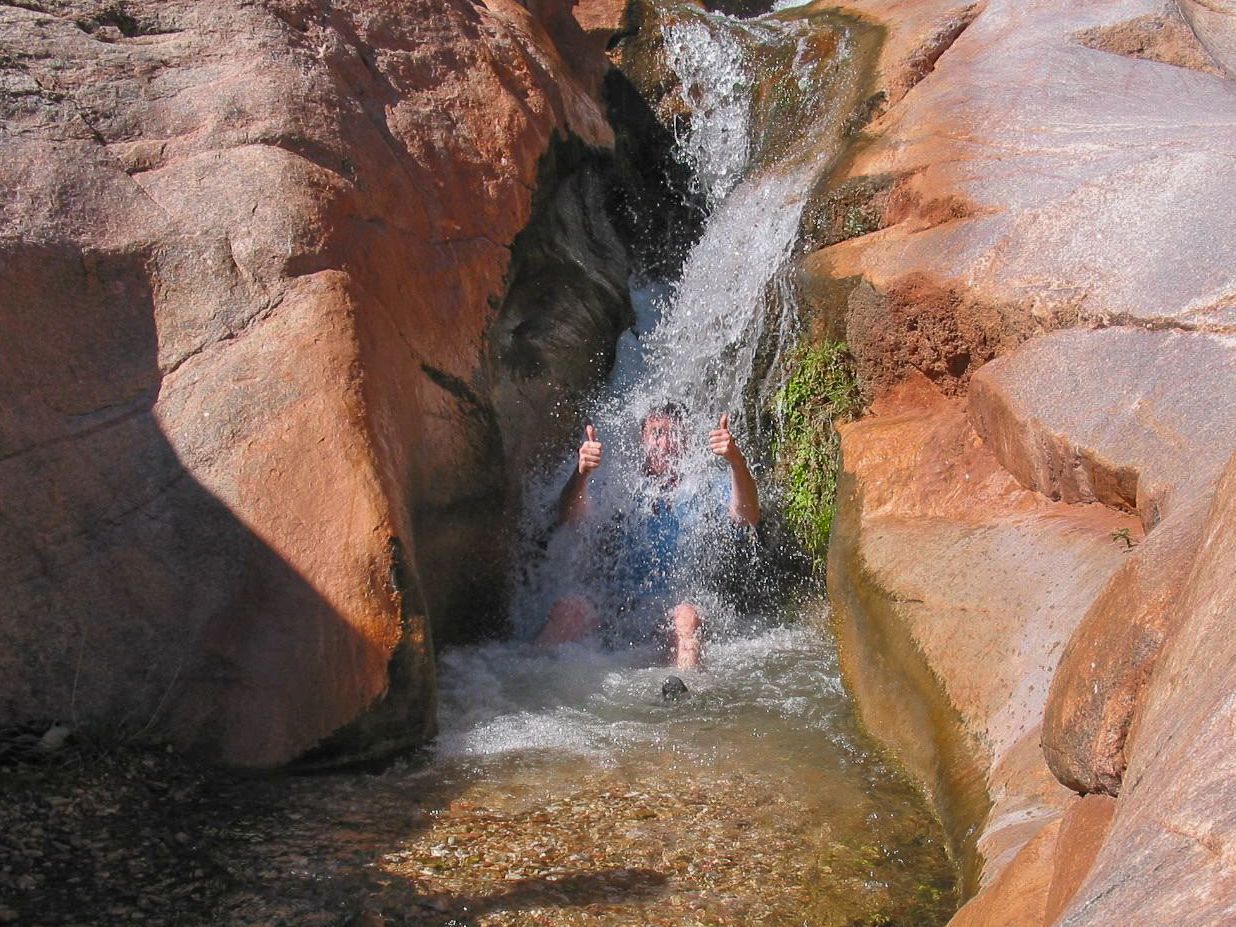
[708,413,760,526]
[558,424,602,525]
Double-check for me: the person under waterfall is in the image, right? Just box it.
[534,402,761,669]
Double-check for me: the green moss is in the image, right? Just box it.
[774,340,862,566]
[842,201,883,240]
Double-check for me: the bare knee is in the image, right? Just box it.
[537,595,598,646]
[671,603,701,635]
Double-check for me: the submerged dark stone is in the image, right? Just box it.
[662,676,689,701]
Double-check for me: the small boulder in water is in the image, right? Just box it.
[662,676,689,701]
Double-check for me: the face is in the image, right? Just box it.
[641,414,684,477]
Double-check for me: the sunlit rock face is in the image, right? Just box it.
[1056,454,1236,927]
[827,374,1136,898]
[1178,0,1236,77]
[0,0,625,766]
[803,0,1236,391]
[813,0,1236,924]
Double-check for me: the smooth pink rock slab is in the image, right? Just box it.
[968,327,1236,528]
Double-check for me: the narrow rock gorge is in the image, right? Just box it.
[1,0,1233,925]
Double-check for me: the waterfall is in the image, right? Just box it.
[418,13,960,919]
[660,16,751,205]
[507,5,859,645]
[28,5,962,923]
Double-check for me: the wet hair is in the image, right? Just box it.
[641,401,687,429]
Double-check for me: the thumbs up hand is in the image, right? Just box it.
[708,413,743,463]
[578,424,603,477]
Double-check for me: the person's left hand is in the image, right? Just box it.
[708,413,743,463]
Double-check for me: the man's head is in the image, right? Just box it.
[641,401,687,478]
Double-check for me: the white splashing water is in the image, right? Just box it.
[505,10,855,638]
[662,16,752,205]
[434,626,849,760]
[439,5,860,761]
[640,167,811,428]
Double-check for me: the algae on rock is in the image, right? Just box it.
[774,340,863,565]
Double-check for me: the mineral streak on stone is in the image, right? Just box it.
[0,0,626,766]
[814,0,1236,924]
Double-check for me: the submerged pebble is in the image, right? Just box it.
[662,676,690,701]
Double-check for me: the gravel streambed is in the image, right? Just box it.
[1,628,957,927]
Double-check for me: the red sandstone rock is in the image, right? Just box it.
[832,351,1235,922]
[1040,497,1207,796]
[969,327,1236,797]
[818,3,1236,921]
[828,375,1135,891]
[839,272,1041,397]
[949,793,1116,927]
[969,328,1236,529]
[1042,794,1115,925]
[1053,455,1236,926]
[829,360,1234,926]
[950,815,1061,927]
[825,0,984,108]
[573,0,634,46]
[0,0,616,765]
[1075,9,1224,75]
[1178,0,1236,77]
[808,0,1236,391]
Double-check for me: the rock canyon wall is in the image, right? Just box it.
[813,0,1235,923]
[3,0,1233,920]
[0,0,629,767]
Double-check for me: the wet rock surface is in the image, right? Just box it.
[660,675,689,700]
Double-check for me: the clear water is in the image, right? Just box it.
[416,625,955,925]
[434,627,847,762]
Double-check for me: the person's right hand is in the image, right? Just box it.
[578,424,602,477]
